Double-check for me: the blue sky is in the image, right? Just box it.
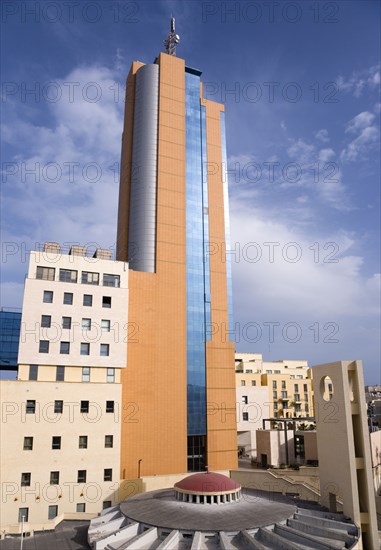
[1,1,380,383]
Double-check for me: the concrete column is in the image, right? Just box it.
[216,495,221,504]
[222,494,226,503]
[196,495,200,504]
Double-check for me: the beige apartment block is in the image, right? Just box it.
[0,243,128,534]
[312,360,378,550]
[236,385,269,459]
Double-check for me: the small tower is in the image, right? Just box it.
[163,15,180,56]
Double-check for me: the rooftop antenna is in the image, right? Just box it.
[163,15,180,56]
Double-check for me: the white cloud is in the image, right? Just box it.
[337,65,380,98]
[318,148,335,163]
[315,129,330,143]
[345,111,375,133]
[341,111,379,162]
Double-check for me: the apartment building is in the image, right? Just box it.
[0,243,128,533]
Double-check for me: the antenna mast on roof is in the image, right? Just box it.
[163,15,180,56]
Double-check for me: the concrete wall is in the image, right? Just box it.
[236,386,269,459]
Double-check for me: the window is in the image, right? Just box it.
[82,271,99,285]
[102,296,111,308]
[29,365,38,381]
[272,381,277,388]
[304,393,309,402]
[82,318,91,330]
[41,315,51,328]
[273,391,277,399]
[43,290,53,303]
[63,292,73,305]
[303,384,308,392]
[77,470,87,483]
[60,341,70,354]
[241,380,245,386]
[23,437,33,451]
[106,401,114,413]
[79,436,88,449]
[54,400,63,414]
[59,269,77,283]
[26,400,36,414]
[274,370,281,374]
[105,435,113,448]
[294,394,301,401]
[242,412,249,421]
[295,404,302,412]
[103,274,120,287]
[282,381,286,389]
[37,266,55,281]
[273,402,278,410]
[62,316,72,329]
[21,473,31,487]
[107,368,115,383]
[48,505,58,520]
[101,319,110,332]
[103,501,112,510]
[39,340,49,353]
[82,367,90,381]
[305,404,309,413]
[18,508,28,523]
[81,343,90,356]
[76,503,85,513]
[281,391,287,398]
[241,395,248,404]
[282,401,288,409]
[83,294,93,307]
[52,436,61,450]
[294,384,299,392]
[100,344,109,357]
[56,366,65,381]
[50,471,59,485]
[80,401,89,413]
[104,468,112,481]
[251,380,256,386]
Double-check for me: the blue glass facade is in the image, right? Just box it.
[185,71,210,438]
[0,310,21,370]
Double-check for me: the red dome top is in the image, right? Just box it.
[174,472,240,494]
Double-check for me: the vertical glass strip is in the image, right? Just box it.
[201,106,211,339]
[220,112,234,336]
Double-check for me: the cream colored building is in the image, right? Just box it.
[0,243,128,534]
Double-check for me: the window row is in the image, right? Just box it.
[25,399,115,414]
[240,380,257,386]
[37,266,120,287]
[23,434,114,451]
[21,468,113,486]
[18,501,112,523]
[43,290,112,308]
[40,315,111,332]
[39,340,110,356]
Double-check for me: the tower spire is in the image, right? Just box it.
[163,15,180,56]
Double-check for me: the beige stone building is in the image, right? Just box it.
[0,243,128,534]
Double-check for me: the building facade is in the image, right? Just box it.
[117,51,237,477]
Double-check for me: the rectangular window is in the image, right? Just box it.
[282,401,288,409]
[21,472,31,487]
[48,505,58,520]
[62,316,72,329]
[56,366,65,381]
[241,380,245,386]
[103,274,120,287]
[54,400,63,414]
[76,503,85,513]
[43,290,53,303]
[83,294,93,307]
[29,365,38,381]
[23,437,33,451]
[272,381,277,388]
[251,380,256,386]
[105,435,113,448]
[26,400,36,414]
[80,401,89,413]
[77,470,86,483]
[103,501,112,510]
[294,384,299,392]
[50,471,59,485]
[282,381,286,389]
[104,469,112,482]
[63,292,73,305]
[39,340,49,353]
[303,384,308,392]
[82,271,99,285]
[82,367,90,382]
[107,368,115,383]
[295,404,302,412]
[273,402,278,410]
[79,435,88,449]
[102,296,111,308]
[59,269,77,283]
[273,391,277,399]
[281,391,287,398]
[304,393,309,402]
[241,395,248,404]
[294,393,301,401]
[52,436,61,450]
[60,341,70,354]
[305,404,309,413]
[106,401,114,413]
[82,318,91,330]
[100,344,109,357]
[36,266,55,281]
[242,413,249,422]
[101,319,110,332]
[41,315,51,328]
[18,508,28,523]
[81,343,90,356]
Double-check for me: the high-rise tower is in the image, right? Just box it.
[117,20,237,478]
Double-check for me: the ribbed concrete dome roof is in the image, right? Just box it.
[174,472,240,494]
